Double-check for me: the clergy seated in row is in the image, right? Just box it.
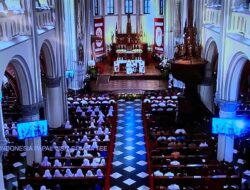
[43,168,104,178]
[79,99,115,105]
[83,141,99,151]
[82,158,106,166]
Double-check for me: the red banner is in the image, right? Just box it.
[154,18,164,54]
[94,18,105,56]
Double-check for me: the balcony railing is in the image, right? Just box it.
[0,13,28,41]
[36,9,54,29]
[229,11,250,39]
[203,7,222,28]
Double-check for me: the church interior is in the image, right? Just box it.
[1,0,250,189]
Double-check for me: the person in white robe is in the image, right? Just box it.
[64,168,74,177]
[54,169,63,177]
[82,158,90,166]
[54,159,62,167]
[64,121,72,129]
[96,169,104,177]
[86,170,94,177]
[40,156,51,167]
[75,169,84,177]
[43,169,52,178]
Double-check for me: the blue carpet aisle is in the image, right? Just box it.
[110,99,150,190]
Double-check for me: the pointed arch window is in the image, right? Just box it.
[125,0,133,14]
[107,0,114,14]
[159,0,164,15]
[144,0,150,14]
[94,0,99,15]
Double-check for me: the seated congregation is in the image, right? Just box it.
[142,90,242,190]
[16,93,117,190]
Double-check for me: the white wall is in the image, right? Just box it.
[98,0,164,46]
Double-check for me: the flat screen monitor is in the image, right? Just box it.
[66,70,74,79]
[212,117,249,136]
[17,120,48,140]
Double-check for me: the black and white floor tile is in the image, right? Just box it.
[110,99,150,190]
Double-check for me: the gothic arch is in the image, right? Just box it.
[204,38,218,83]
[199,37,219,113]
[204,37,218,59]
[4,55,35,105]
[39,40,56,78]
[225,52,248,101]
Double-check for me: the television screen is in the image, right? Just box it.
[66,70,74,79]
[212,117,249,136]
[17,120,48,140]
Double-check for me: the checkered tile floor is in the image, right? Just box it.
[110,99,150,190]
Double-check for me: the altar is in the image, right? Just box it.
[114,59,145,74]
[110,13,148,73]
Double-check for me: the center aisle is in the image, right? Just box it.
[110,99,150,190]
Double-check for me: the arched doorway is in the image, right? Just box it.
[225,52,248,101]
[1,56,34,123]
[238,60,250,99]
[1,65,21,122]
[39,40,65,128]
[226,54,250,169]
[199,40,218,114]
[0,56,35,190]
[39,41,54,126]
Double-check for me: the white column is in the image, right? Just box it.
[136,0,140,33]
[45,77,64,128]
[54,0,68,121]
[118,0,122,33]
[217,0,230,100]
[0,93,7,190]
[217,100,237,162]
[0,155,5,190]
[164,0,175,59]
[21,105,42,166]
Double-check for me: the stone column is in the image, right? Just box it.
[136,0,140,33]
[54,0,68,121]
[118,0,122,33]
[21,103,42,166]
[45,77,64,128]
[0,92,7,190]
[217,100,237,162]
[216,0,230,100]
